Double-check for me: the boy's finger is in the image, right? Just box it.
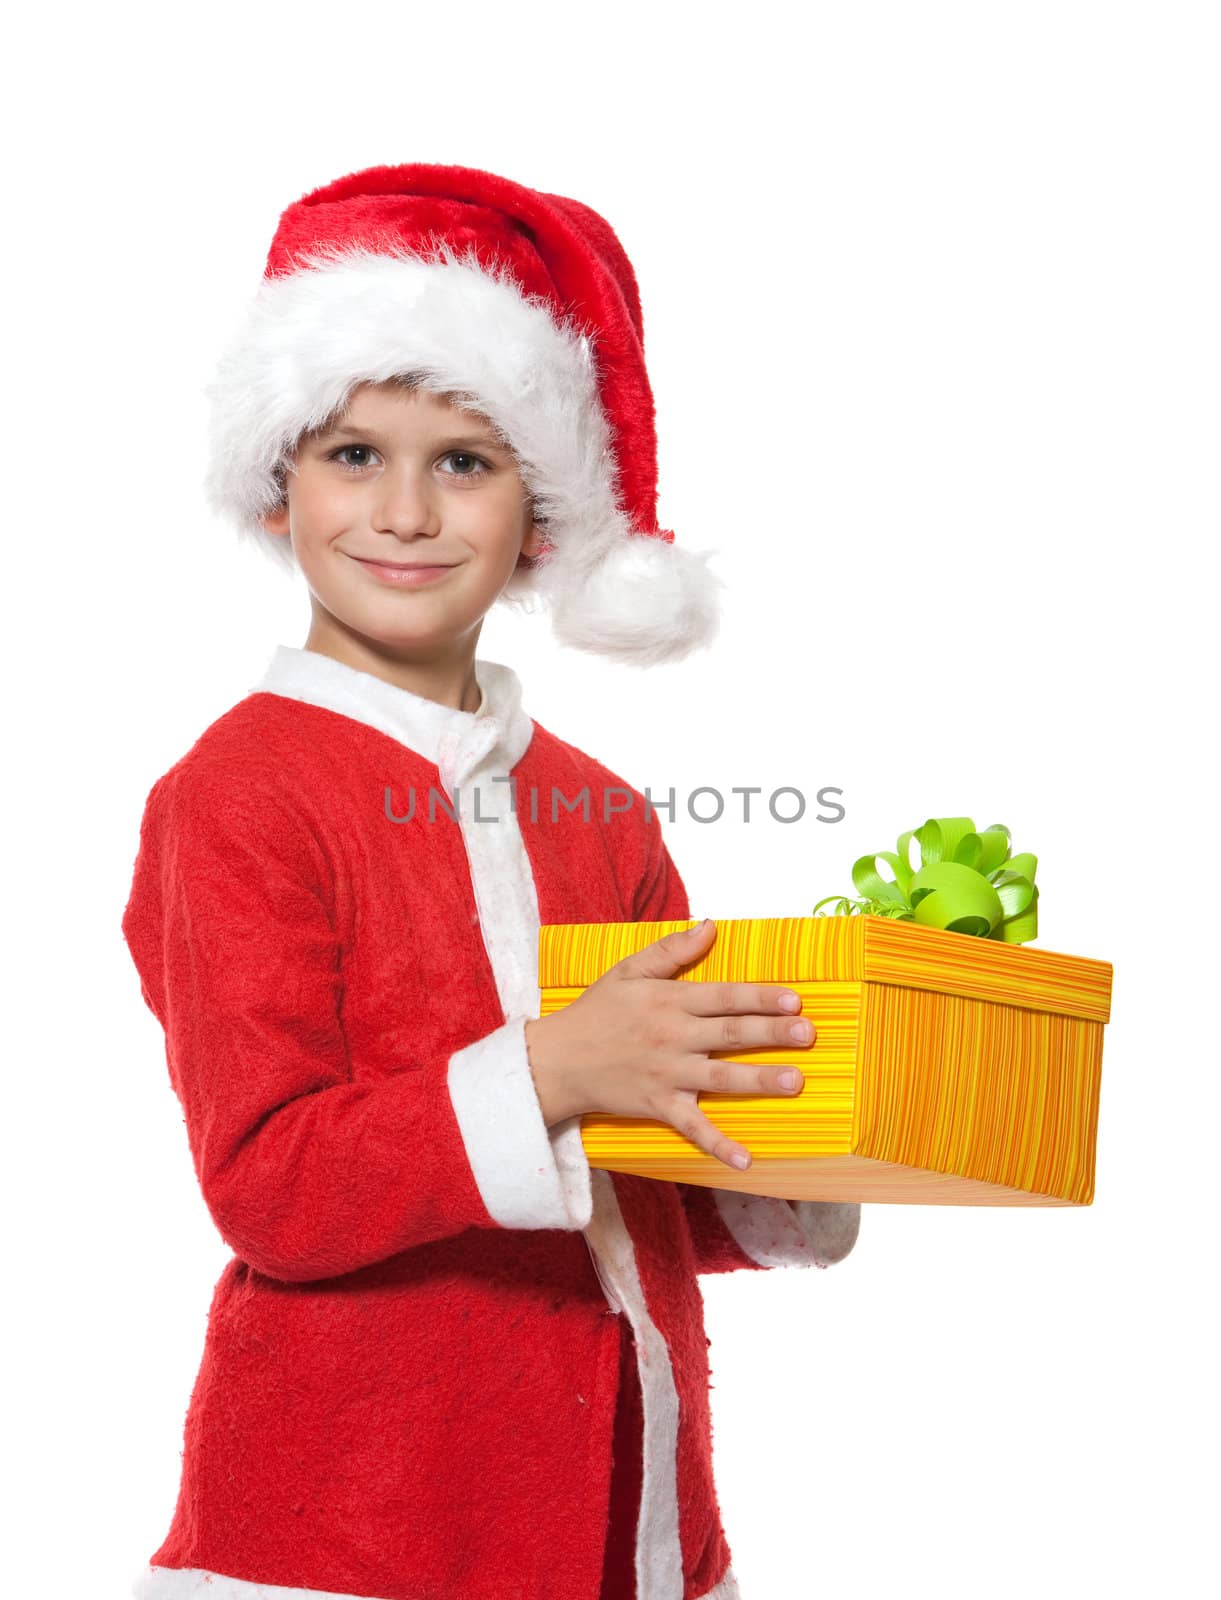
[611,918,714,982]
[677,981,806,1018]
[686,1012,816,1055]
[665,1092,754,1171]
[692,1059,807,1099]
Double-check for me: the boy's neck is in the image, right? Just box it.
[302,615,483,715]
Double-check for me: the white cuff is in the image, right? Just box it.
[448,1017,593,1230]
[713,1192,861,1269]
[791,1200,861,1266]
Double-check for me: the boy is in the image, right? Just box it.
[121,162,861,1600]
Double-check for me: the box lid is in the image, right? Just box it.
[538,915,1113,1024]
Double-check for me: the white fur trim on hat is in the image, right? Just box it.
[204,240,722,666]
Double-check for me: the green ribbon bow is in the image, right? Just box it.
[812,816,1039,943]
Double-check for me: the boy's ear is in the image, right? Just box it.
[260,502,291,539]
[520,514,547,562]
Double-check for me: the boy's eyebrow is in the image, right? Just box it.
[315,419,511,451]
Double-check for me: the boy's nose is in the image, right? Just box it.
[366,463,444,533]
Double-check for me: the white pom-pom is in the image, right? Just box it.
[545,534,725,667]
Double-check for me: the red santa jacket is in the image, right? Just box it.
[121,643,861,1600]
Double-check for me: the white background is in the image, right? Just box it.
[5,3,1217,1596]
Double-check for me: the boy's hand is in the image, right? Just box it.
[525,919,813,1171]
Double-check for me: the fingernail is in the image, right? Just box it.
[779,1069,801,1089]
[790,1020,814,1043]
[732,1151,751,1170]
[778,992,801,1013]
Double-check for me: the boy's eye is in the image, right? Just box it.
[441,451,490,478]
[327,445,490,480]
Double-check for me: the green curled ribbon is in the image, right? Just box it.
[812,816,1039,944]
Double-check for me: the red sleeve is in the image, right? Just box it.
[632,802,693,923]
[121,761,592,1284]
[629,810,862,1274]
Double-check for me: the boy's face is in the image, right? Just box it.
[260,380,544,657]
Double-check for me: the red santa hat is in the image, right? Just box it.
[204,161,723,667]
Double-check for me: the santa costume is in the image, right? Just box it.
[121,162,861,1600]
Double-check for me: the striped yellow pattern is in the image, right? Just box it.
[537,916,1112,1208]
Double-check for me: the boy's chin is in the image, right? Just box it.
[312,587,484,652]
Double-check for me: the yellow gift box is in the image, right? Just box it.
[538,915,1113,1207]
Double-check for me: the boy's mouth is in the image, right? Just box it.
[348,554,458,587]
[348,554,456,570]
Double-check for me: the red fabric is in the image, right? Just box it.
[121,689,756,1599]
[600,1319,644,1600]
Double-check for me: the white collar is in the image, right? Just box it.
[250,644,535,783]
